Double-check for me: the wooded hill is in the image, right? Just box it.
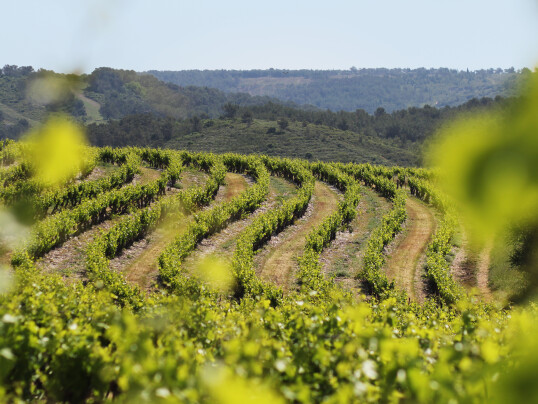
[0,65,522,166]
[86,115,419,166]
[0,66,285,138]
[148,67,529,113]
[85,96,512,166]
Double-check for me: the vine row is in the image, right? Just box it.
[298,162,361,293]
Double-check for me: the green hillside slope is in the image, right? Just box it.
[0,65,526,168]
[86,115,418,166]
[0,65,283,138]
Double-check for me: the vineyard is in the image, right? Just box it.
[0,139,536,403]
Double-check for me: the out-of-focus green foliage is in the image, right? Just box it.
[2,264,538,403]
[429,74,538,298]
[22,117,88,187]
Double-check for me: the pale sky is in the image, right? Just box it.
[3,0,538,73]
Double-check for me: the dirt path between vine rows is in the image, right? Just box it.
[36,170,206,283]
[181,176,298,275]
[213,172,248,204]
[112,172,248,290]
[450,231,476,288]
[76,163,119,184]
[320,187,391,294]
[37,217,124,282]
[4,168,174,276]
[383,196,436,302]
[476,242,493,301]
[133,166,164,186]
[255,181,341,292]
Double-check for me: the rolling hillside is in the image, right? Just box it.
[86,115,419,166]
[0,140,534,402]
[1,65,522,169]
[0,65,285,137]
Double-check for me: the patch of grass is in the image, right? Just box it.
[0,101,41,126]
[489,233,529,301]
[363,190,386,232]
[137,167,163,185]
[78,95,102,123]
[270,176,297,198]
[72,81,103,123]
[177,168,209,189]
[98,162,120,175]
[322,186,391,281]
[221,238,236,251]
[335,269,350,278]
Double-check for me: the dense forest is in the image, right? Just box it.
[84,68,285,120]
[148,67,530,113]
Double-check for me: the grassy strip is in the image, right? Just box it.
[424,217,462,304]
[359,190,407,298]
[298,162,361,293]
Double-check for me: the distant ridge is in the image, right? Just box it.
[148,67,525,113]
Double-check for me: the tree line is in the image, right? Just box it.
[149,67,531,113]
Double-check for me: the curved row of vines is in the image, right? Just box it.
[0,140,531,403]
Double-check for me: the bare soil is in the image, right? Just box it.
[450,231,493,301]
[476,242,493,301]
[180,176,298,277]
[450,231,478,287]
[36,216,124,282]
[382,196,436,302]
[78,164,119,183]
[35,170,209,283]
[111,173,249,290]
[255,181,341,292]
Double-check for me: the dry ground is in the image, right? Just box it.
[180,176,297,276]
[36,168,198,283]
[76,163,119,183]
[133,166,164,186]
[255,181,341,292]
[451,232,493,301]
[112,172,249,290]
[37,217,123,282]
[382,196,436,302]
